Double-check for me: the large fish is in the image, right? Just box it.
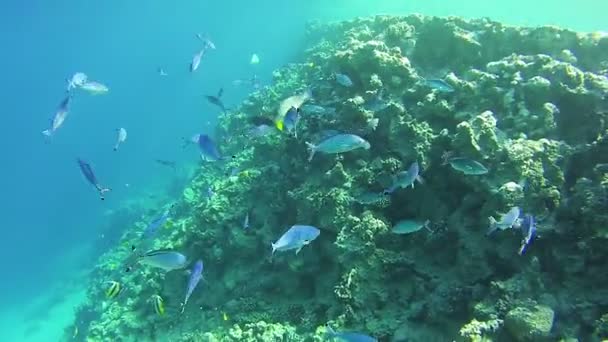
[181,260,204,313]
[42,95,71,138]
[305,134,370,162]
[139,249,187,271]
[275,89,312,131]
[76,158,110,200]
[272,225,320,255]
[81,81,109,95]
[196,134,223,161]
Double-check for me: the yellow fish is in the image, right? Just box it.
[274,89,312,131]
[151,295,165,316]
[105,281,121,299]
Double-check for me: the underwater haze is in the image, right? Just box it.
[1,0,608,341]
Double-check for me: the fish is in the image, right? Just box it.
[151,295,165,316]
[250,53,260,64]
[113,128,127,151]
[392,219,431,234]
[155,159,177,170]
[66,72,87,91]
[424,78,455,93]
[444,157,488,175]
[204,88,227,113]
[157,67,168,76]
[72,326,79,338]
[301,104,328,115]
[206,186,214,200]
[518,214,536,255]
[142,206,173,239]
[81,81,109,95]
[305,134,370,162]
[190,49,205,72]
[222,312,229,321]
[181,260,204,313]
[271,225,320,255]
[77,158,111,200]
[196,33,216,50]
[243,212,250,230]
[42,95,71,138]
[487,207,521,235]
[105,281,122,299]
[197,134,223,161]
[325,325,377,342]
[249,124,274,138]
[384,162,424,194]
[335,73,353,87]
[283,106,300,137]
[139,249,188,271]
[275,89,312,131]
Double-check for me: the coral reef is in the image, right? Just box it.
[67,14,608,342]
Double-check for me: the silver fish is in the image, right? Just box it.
[305,134,370,161]
[66,72,88,91]
[81,81,109,95]
[113,128,127,151]
[487,207,521,235]
[272,225,320,255]
[384,162,424,194]
[42,95,71,137]
[139,249,187,271]
[190,49,205,72]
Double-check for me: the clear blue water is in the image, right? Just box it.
[0,0,606,340]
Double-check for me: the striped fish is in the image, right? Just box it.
[106,281,121,299]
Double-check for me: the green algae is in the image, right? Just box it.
[66,14,608,342]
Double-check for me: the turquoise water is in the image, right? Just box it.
[0,0,606,341]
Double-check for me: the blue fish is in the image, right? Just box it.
[181,260,204,312]
[139,249,187,271]
[384,162,424,194]
[518,214,537,255]
[76,158,110,200]
[197,134,222,161]
[424,78,454,93]
[142,206,173,239]
[325,325,377,342]
[283,106,300,137]
[271,225,320,255]
[335,73,353,87]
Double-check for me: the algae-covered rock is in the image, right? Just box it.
[505,305,555,341]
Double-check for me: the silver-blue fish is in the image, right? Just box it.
[384,162,424,194]
[76,158,110,200]
[142,206,173,239]
[487,207,521,235]
[139,249,187,271]
[181,260,203,312]
[424,78,454,93]
[42,95,71,137]
[325,325,377,342]
[305,134,370,162]
[518,214,536,255]
[196,134,222,161]
[335,73,353,87]
[272,225,320,255]
[283,106,300,137]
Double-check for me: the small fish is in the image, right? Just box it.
[275,89,312,131]
[155,159,177,170]
[205,88,227,112]
[335,73,353,87]
[190,49,205,72]
[384,162,424,194]
[222,312,229,321]
[42,95,71,137]
[306,134,370,162]
[196,33,216,50]
[283,106,300,137]
[487,207,521,235]
[444,157,488,175]
[142,205,174,239]
[72,326,79,338]
[250,53,260,65]
[181,260,204,313]
[392,219,431,235]
[197,134,223,161]
[77,158,111,200]
[325,325,377,342]
[113,128,127,151]
[301,104,327,115]
[151,295,165,316]
[206,186,214,200]
[81,81,109,95]
[424,78,454,93]
[157,67,168,76]
[66,72,87,91]
[139,249,188,271]
[243,212,250,230]
[518,214,536,255]
[271,225,320,255]
[249,124,274,138]
[105,281,122,299]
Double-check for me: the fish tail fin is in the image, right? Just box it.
[305,142,316,162]
[416,175,425,185]
[275,119,284,131]
[487,217,497,235]
[42,129,52,137]
[271,242,277,255]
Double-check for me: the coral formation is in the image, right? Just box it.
[67,14,608,341]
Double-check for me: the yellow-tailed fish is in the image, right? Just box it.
[274,89,312,131]
[106,281,121,299]
[151,295,165,316]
